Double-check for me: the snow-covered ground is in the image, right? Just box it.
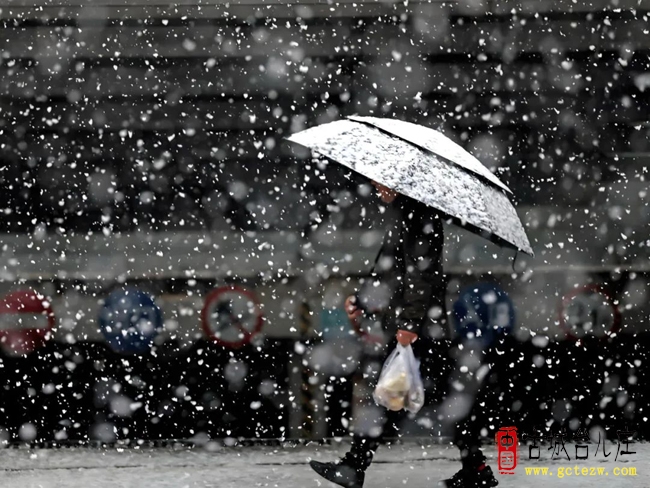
[0,441,646,487]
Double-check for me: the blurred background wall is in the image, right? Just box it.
[0,0,648,445]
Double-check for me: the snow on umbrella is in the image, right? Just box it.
[287,116,533,256]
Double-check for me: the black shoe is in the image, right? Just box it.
[439,464,498,488]
[309,458,365,488]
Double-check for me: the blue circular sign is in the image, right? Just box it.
[99,289,163,354]
[452,282,515,344]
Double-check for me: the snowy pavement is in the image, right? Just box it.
[0,441,646,488]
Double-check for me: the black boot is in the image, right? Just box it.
[309,437,378,488]
[309,456,365,488]
[439,462,499,488]
[440,445,498,488]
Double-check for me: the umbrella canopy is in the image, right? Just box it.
[287,116,533,256]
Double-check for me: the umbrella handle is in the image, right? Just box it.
[351,292,370,314]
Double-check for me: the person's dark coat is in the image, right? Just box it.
[369,193,447,339]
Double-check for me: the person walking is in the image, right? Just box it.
[288,115,531,486]
[309,180,499,488]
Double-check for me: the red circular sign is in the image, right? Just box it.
[201,285,264,349]
[0,290,55,356]
[558,284,621,341]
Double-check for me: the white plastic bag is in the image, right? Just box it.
[372,344,425,414]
